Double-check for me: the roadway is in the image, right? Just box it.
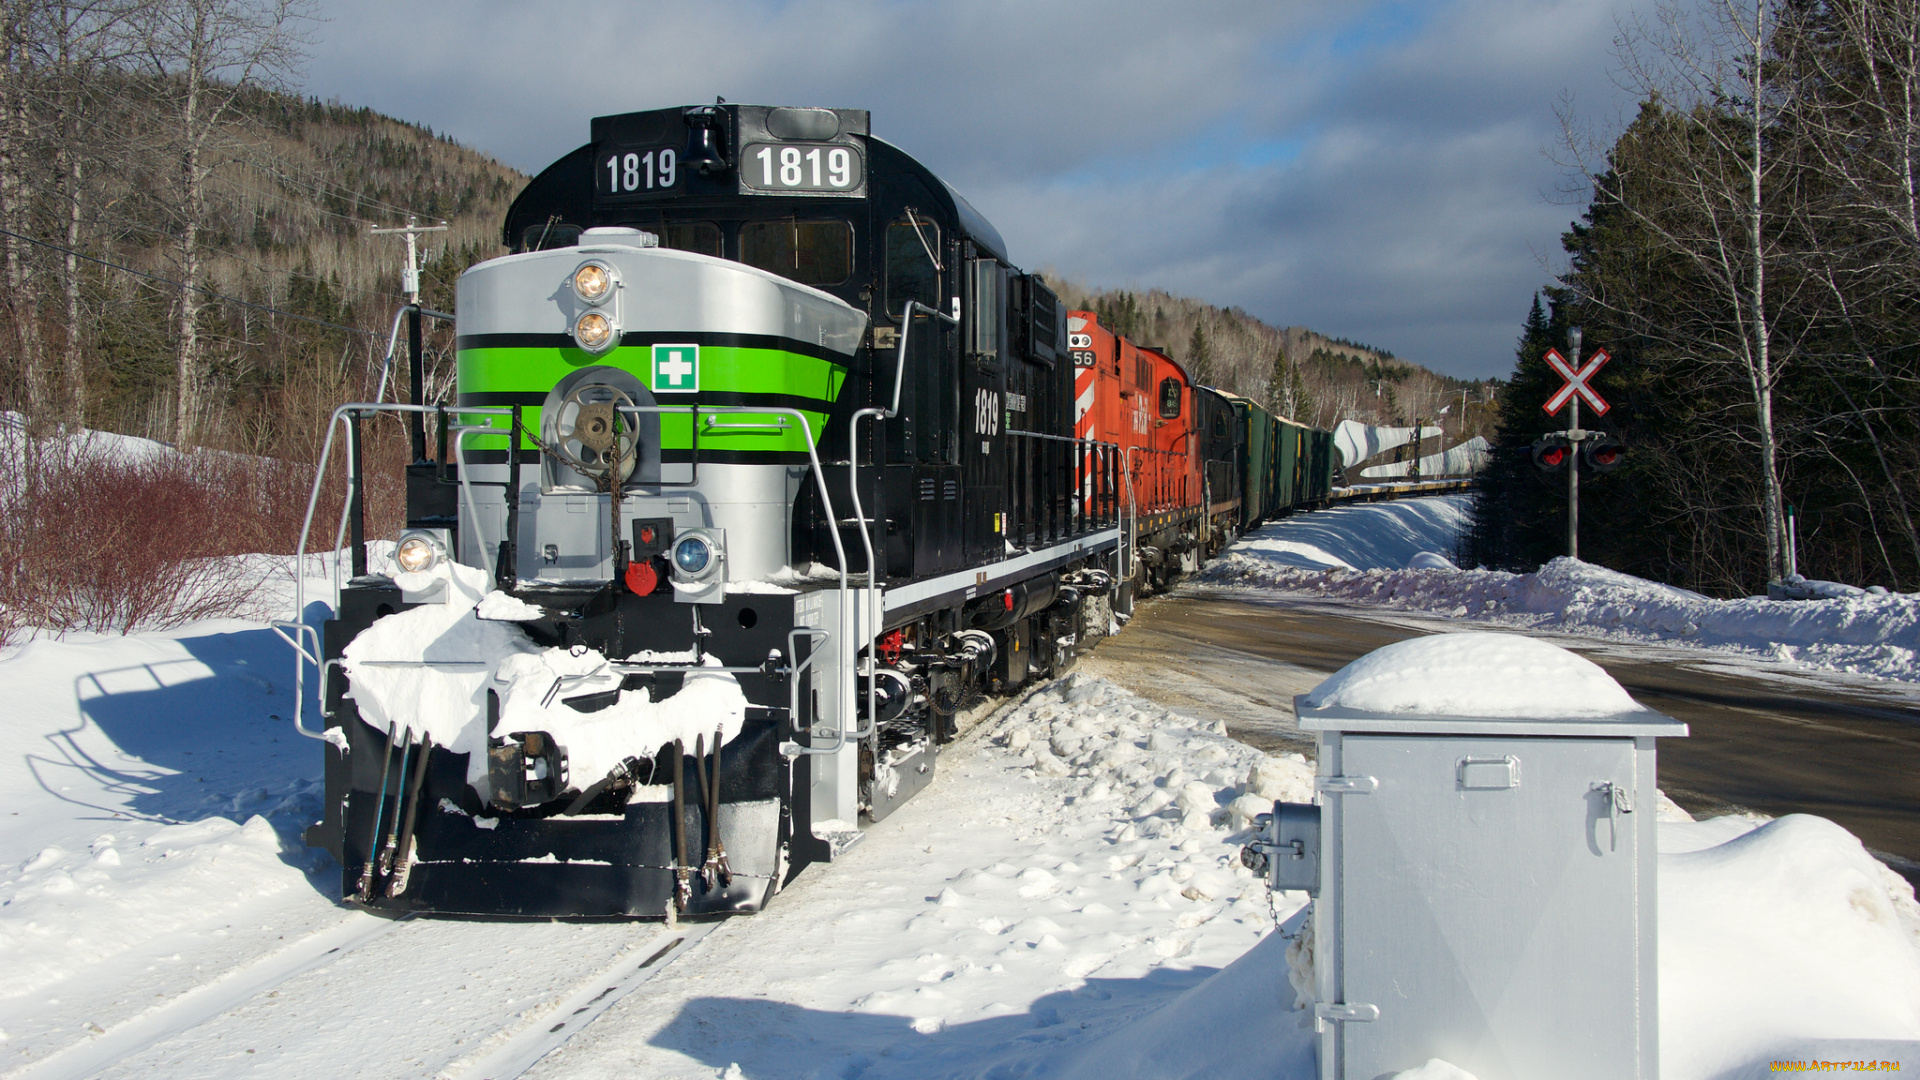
[1082,587,1920,886]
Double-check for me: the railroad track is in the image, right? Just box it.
[9,908,721,1080]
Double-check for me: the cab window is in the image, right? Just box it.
[519,222,581,252]
[1159,377,1182,419]
[968,258,1004,365]
[885,219,940,319]
[661,221,722,257]
[740,220,852,286]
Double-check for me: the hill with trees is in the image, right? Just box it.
[0,0,522,460]
[1046,279,1498,447]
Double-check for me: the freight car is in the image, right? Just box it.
[280,103,1338,920]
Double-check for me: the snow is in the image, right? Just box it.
[1659,814,1920,1078]
[1210,495,1920,683]
[1303,631,1648,718]
[343,559,747,788]
[0,409,181,465]
[0,534,1917,1075]
[475,590,546,621]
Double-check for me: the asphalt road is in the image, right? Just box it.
[1081,587,1920,886]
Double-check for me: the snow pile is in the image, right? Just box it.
[529,673,1324,1079]
[1660,813,1920,1077]
[0,409,181,466]
[1046,926,1310,1080]
[491,648,747,786]
[1208,496,1920,683]
[1303,631,1648,717]
[1231,496,1471,572]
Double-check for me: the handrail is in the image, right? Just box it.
[371,305,457,408]
[846,299,957,743]
[1001,427,1121,547]
[292,402,516,621]
[278,402,516,747]
[609,403,853,758]
[1123,445,1144,589]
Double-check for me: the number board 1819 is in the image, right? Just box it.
[741,142,865,195]
[597,146,680,198]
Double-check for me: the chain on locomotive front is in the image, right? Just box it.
[295,104,1128,918]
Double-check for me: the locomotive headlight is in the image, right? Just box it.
[394,531,441,574]
[573,311,617,352]
[672,534,714,577]
[571,261,613,304]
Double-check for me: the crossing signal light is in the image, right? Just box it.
[1583,435,1626,473]
[1531,435,1571,472]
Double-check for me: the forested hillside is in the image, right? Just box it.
[0,0,523,459]
[1469,0,1920,597]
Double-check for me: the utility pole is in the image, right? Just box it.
[1566,327,1583,560]
[370,215,448,462]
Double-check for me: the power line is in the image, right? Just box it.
[0,225,375,337]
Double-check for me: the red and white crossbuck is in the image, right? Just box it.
[1543,347,1611,417]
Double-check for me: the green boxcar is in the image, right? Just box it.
[1221,394,1274,526]
[1275,415,1303,512]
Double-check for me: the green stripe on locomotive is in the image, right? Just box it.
[457,342,849,458]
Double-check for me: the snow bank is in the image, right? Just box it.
[1303,630,1647,717]
[1660,814,1920,1078]
[1230,496,1471,572]
[1209,496,1920,683]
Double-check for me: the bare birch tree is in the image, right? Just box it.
[136,0,307,444]
[1774,0,1920,578]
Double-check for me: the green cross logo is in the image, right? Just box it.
[653,344,699,393]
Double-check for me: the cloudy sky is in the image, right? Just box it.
[301,0,1642,380]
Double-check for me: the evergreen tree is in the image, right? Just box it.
[1186,323,1213,386]
[1466,293,1566,570]
[1265,344,1311,420]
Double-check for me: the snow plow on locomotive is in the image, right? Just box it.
[276,103,1341,920]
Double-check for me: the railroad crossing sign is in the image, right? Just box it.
[1543,347,1610,416]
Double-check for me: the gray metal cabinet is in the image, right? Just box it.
[1296,704,1686,1080]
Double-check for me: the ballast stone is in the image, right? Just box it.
[1303,629,1646,718]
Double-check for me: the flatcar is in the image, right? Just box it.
[291,103,1338,920]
